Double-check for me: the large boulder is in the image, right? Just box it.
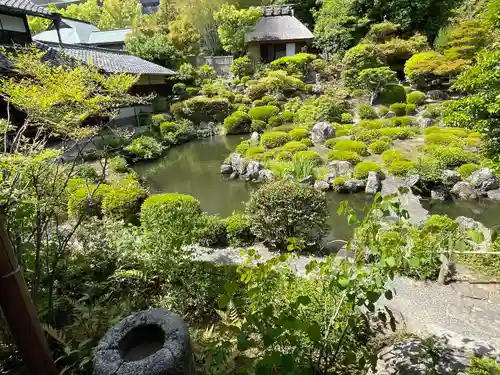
[442,170,461,186]
[230,153,247,175]
[258,168,273,181]
[417,116,434,128]
[220,164,233,174]
[311,122,335,144]
[487,189,500,201]
[344,179,365,193]
[246,161,263,180]
[431,186,451,201]
[314,180,330,191]
[250,132,260,144]
[323,161,354,184]
[365,171,381,194]
[451,181,478,200]
[467,168,499,193]
[426,90,448,101]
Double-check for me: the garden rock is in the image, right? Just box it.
[417,116,434,128]
[94,308,193,375]
[299,175,315,185]
[230,153,247,175]
[220,164,233,175]
[455,216,491,244]
[311,122,335,144]
[329,160,354,177]
[426,90,448,101]
[442,170,461,186]
[258,168,273,181]
[487,189,500,201]
[246,161,263,180]
[314,180,330,191]
[467,168,499,193]
[250,132,260,144]
[451,182,477,200]
[344,179,365,193]
[365,171,381,194]
[384,111,397,119]
[431,186,451,201]
[229,172,239,180]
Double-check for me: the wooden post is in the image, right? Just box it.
[0,215,59,375]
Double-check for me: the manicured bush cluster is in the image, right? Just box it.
[423,215,457,233]
[377,106,389,117]
[250,120,267,133]
[369,140,391,154]
[230,56,254,77]
[102,179,148,223]
[289,127,309,141]
[425,145,478,168]
[388,160,416,177]
[248,105,280,123]
[260,132,291,149]
[74,164,99,182]
[151,113,167,127]
[223,111,251,134]
[425,132,462,146]
[335,125,354,136]
[160,122,178,137]
[193,214,227,247]
[223,211,255,247]
[270,53,317,75]
[276,150,292,161]
[125,136,164,160]
[341,112,353,123]
[358,104,378,120]
[414,156,444,182]
[379,84,406,104]
[353,162,381,179]
[300,138,314,147]
[171,97,232,124]
[389,103,407,116]
[333,139,368,155]
[172,82,187,95]
[327,150,361,164]
[379,127,416,140]
[68,184,112,219]
[382,149,406,166]
[246,146,265,158]
[282,111,294,123]
[282,141,308,153]
[457,163,480,178]
[407,91,426,105]
[235,140,251,154]
[109,156,128,173]
[246,180,329,249]
[293,151,322,166]
[268,115,282,127]
[405,103,416,115]
[358,120,383,129]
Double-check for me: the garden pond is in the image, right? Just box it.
[134,136,500,241]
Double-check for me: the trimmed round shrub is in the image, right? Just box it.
[388,161,416,177]
[378,106,389,117]
[246,180,329,249]
[353,161,382,179]
[335,125,354,136]
[407,91,426,105]
[253,151,275,161]
[379,84,407,104]
[379,127,416,140]
[300,138,314,147]
[261,132,291,149]
[223,212,255,247]
[425,145,478,168]
[405,103,416,115]
[268,115,282,127]
[333,177,346,187]
[172,82,186,95]
[333,139,368,155]
[186,87,198,96]
[102,180,147,223]
[140,194,202,239]
[223,111,251,135]
[293,151,322,166]
[369,140,391,154]
[421,103,441,119]
[457,163,480,178]
[271,124,295,132]
[246,146,265,158]
[389,103,407,116]
[341,112,354,123]
[125,136,164,160]
[352,128,381,142]
[282,141,308,153]
[230,56,254,77]
[171,97,231,123]
[379,136,393,144]
[151,113,167,127]
[109,156,128,173]
[248,105,280,122]
[276,150,292,161]
[193,214,227,247]
[390,116,416,127]
[289,127,309,141]
[160,121,178,137]
[324,138,337,149]
[235,140,251,154]
[425,132,461,146]
[68,184,112,219]
[382,149,406,166]
[358,120,383,129]
[423,215,457,233]
[358,104,379,120]
[327,150,361,164]
[282,111,294,123]
[250,120,267,133]
[74,164,99,182]
[253,99,265,107]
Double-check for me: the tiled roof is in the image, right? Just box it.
[245,14,314,43]
[262,5,293,17]
[0,0,52,16]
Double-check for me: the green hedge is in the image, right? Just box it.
[289,128,309,141]
[171,97,232,123]
[282,141,308,153]
[369,140,391,154]
[407,91,425,105]
[457,163,480,178]
[333,139,368,155]
[353,161,381,179]
[102,180,147,223]
[327,150,361,164]
[223,212,255,247]
[261,132,291,149]
[388,161,416,177]
[193,214,227,247]
[358,104,379,120]
[223,111,251,134]
[124,136,164,160]
[389,103,407,116]
[379,84,406,104]
[248,105,280,122]
[382,149,406,166]
[68,184,112,219]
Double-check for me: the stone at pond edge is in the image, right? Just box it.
[220,164,233,174]
[229,172,239,180]
[230,153,247,175]
[431,186,451,201]
[258,168,273,181]
[311,122,335,144]
[250,132,260,144]
[365,171,381,195]
[467,168,499,193]
[323,161,354,184]
[384,111,396,119]
[344,179,365,193]
[487,189,500,201]
[417,116,434,128]
[442,170,461,186]
[451,181,477,200]
[299,175,315,185]
[314,180,330,191]
[246,161,263,181]
[455,216,491,244]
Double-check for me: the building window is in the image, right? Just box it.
[260,43,288,62]
[0,14,27,32]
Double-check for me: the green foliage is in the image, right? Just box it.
[467,356,500,375]
[377,106,389,117]
[268,115,282,128]
[261,132,291,149]
[151,113,167,127]
[424,145,478,168]
[68,184,112,219]
[382,149,406,166]
[295,95,347,126]
[369,140,391,154]
[414,155,444,181]
[246,146,265,159]
[276,150,292,161]
[230,56,254,77]
[342,44,385,87]
[341,112,354,123]
[282,141,308,153]
[171,97,232,124]
[328,150,361,164]
[160,121,177,137]
[358,104,379,119]
[405,103,416,115]
[282,111,294,123]
[223,211,255,247]
[293,151,322,166]
[333,139,368,155]
[250,120,267,133]
[377,34,429,68]
[421,103,442,119]
[223,111,251,135]
[388,160,416,177]
[270,53,317,75]
[74,164,99,183]
[125,33,182,69]
[246,180,329,248]
[357,67,398,103]
[353,161,381,179]
[102,179,147,223]
[423,215,457,232]
[389,103,407,116]
[425,131,463,146]
[407,91,426,105]
[379,84,407,104]
[457,163,480,178]
[109,156,128,173]
[301,138,314,147]
[214,5,262,55]
[365,21,400,42]
[248,105,280,122]
[289,128,309,141]
[124,136,164,160]
[193,214,227,247]
[379,127,417,140]
[172,83,187,95]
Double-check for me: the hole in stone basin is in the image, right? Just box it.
[119,324,165,362]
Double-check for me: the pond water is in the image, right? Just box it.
[134,136,500,241]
